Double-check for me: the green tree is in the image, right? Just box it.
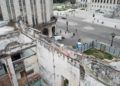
[70,0,76,4]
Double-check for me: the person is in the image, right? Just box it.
[73,33,75,37]
[76,29,77,33]
[60,30,62,33]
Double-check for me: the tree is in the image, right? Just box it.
[53,0,68,3]
[70,0,76,4]
[111,4,120,18]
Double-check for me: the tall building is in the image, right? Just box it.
[90,0,120,11]
[0,0,56,37]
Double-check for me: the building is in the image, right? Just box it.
[76,0,120,14]
[0,22,41,86]
[0,18,120,86]
[0,0,56,37]
[89,0,120,12]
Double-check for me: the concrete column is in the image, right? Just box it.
[105,0,108,3]
[31,0,36,25]
[112,0,114,4]
[8,0,14,19]
[48,26,52,37]
[25,0,33,25]
[109,0,111,4]
[0,0,9,20]
[13,0,21,20]
[50,0,53,17]
[6,56,18,86]
[36,0,43,24]
[102,0,104,3]
[45,0,51,22]
[21,0,25,21]
[115,0,118,4]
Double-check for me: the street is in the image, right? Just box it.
[56,16,120,48]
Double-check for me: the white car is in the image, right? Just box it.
[54,35,62,41]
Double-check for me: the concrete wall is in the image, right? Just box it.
[36,41,80,86]
[24,55,40,77]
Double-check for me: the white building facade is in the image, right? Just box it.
[0,0,53,26]
[89,0,120,11]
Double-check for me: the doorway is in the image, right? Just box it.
[52,26,55,36]
[61,76,69,86]
[42,28,49,36]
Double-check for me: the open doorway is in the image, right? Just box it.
[52,26,55,36]
[42,28,49,36]
[61,76,69,86]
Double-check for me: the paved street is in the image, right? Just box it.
[56,16,120,48]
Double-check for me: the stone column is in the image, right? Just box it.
[31,0,36,25]
[115,0,118,4]
[109,0,111,4]
[105,0,108,4]
[5,56,18,86]
[20,0,25,21]
[45,0,51,22]
[102,0,104,3]
[0,0,9,20]
[36,0,43,24]
[13,0,21,20]
[8,0,14,19]
[25,0,33,25]
[48,26,52,37]
[112,0,114,4]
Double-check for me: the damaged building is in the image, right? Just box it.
[0,0,57,37]
[0,0,120,86]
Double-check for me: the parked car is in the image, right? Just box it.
[54,35,62,41]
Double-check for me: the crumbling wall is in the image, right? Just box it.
[36,40,80,86]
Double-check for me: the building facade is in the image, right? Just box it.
[0,0,56,37]
[76,0,120,13]
[90,0,120,11]
[0,0,52,25]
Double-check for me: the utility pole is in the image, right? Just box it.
[66,14,69,32]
